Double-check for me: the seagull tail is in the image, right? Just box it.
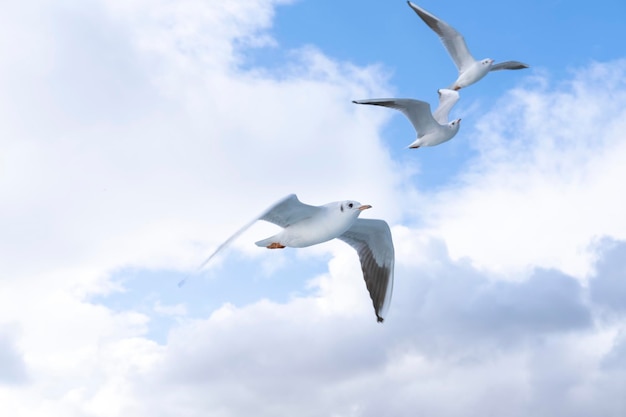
[407,139,421,149]
[254,234,280,248]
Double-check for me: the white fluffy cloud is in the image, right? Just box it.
[422,60,626,279]
[2,1,626,416]
[0,0,401,415]
[0,0,400,288]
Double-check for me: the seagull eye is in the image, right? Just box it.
[348,203,354,209]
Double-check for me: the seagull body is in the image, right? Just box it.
[181,194,395,323]
[254,199,370,249]
[407,1,529,90]
[353,89,461,148]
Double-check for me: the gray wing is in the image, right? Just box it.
[432,88,460,124]
[338,219,395,323]
[259,194,321,228]
[178,194,319,286]
[407,1,475,72]
[353,98,438,137]
[490,61,530,72]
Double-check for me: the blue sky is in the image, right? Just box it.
[2,0,626,416]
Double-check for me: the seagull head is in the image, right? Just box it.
[338,200,371,217]
[481,58,495,67]
[448,118,462,132]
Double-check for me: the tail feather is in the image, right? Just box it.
[255,235,279,247]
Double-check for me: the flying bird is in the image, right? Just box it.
[353,89,461,148]
[179,194,395,323]
[407,1,529,90]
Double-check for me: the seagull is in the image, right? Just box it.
[407,1,529,90]
[179,194,395,323]
[353,89,461,148]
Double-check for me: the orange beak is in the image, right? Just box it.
[358,205,372,211]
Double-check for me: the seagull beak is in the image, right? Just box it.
[358,205,372,211]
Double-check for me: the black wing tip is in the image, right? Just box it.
[376,315,384,323]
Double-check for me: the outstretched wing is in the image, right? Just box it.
[259,194,321,228]
[489,61,530,72]
[407,1,475,72]
[338,219,395,323]
[178,194,319,286]
[432,88,460,125]
[353,98,438,137]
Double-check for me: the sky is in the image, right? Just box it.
[1,0,626,415]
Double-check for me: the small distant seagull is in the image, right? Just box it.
[179,194,395,323]
[353,89,461,148]
[407,1,529,90]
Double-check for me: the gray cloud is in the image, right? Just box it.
[389,253,592,356]
[590,239,626,315]
[115,236,624,417]
[0,325,28,385]
[602,331,626,371]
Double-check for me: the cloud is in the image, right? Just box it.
[0,0,400,293]
[0,324,28,385]
[422,59,626,279]
[389,257,592,355]
[589,239,626,315]
[68,235,622,417]
[0,0,401,415]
